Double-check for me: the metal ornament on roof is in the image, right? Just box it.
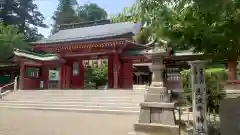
[189,61,208,135]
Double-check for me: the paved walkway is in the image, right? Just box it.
[0,108,138,135]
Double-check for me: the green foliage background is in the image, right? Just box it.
[180,68,227,113]
[84,65,108,89]
[0,0,47,41]
[51,1,108,34]
[0,23,28,60]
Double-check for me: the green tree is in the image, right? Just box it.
[51,0,80,34]
[0,23,27,60]
[134,0,240,75]
[136,0,240,57]
[180,68,227,113]
[110,5,152,44]
[84,65,108,89]
[110,6,138,23]
[0,0,47,41]
[77,3,107,21]
[91,65,108,89]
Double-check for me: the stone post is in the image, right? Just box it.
[134,46,179,135]
[189,61,208,135]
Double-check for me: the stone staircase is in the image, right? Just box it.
[0,90,145,114]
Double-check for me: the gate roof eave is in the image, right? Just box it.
[13,48,59,61]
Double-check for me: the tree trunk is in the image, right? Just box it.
[227,59,238,80]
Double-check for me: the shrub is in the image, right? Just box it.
[91,65,108,88]
[180,68,227,113]
[84,65,108,89]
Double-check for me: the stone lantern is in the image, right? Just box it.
[134,45,179,135]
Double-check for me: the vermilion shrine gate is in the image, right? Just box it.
[1,20,238,90]
[14,20,148,90]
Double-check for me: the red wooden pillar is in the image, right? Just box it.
[71,60,84,89]
[60,65,63,89]
[60,63,72,89]
[40,66,48,89]
[121,59,133,89]
[108,55,113,88]
[113,53,119,89]
[19,61,25,90]
[118,60,123,88]
[127,60,133,89]
[10,71,14,82]
[60,63,65,89]
[79,60,84,89]
[227,60,237,80]
[67,63,72,89]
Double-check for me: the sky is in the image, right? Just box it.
[34,0,135,37]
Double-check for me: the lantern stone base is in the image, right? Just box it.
[134,123,179,135]
[134,86,179,135]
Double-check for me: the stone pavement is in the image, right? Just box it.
[0,108,138,135]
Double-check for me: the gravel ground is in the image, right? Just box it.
[0,108,138,135]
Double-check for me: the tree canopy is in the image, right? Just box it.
[0,0,46,60]
[110,5,151,44]
[77,3,107,21]
[111,0,240,63]
[135,0,240,61]
[110,4,140,23]
[0,23,27,60]
[0,0,47,42]
[51,1,108,34]
[51,0,80,34]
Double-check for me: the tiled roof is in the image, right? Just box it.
[13,49,58,61]
[122,44,149,57]
[0,63,18,67]
[34,22,141,44]
[123,47,203,57]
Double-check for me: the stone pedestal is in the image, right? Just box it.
[134,48,179,135]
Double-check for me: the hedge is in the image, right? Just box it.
[180,68,227,113]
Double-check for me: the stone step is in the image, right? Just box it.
[4,94,143,99]
[4,95,143,99]
[0,100,140,107]
[0,103,140,111]
[8,92,144,97]
[0,106,140,115]
[6,94,144,98]
[5,96,143,100]
[2,98,143,103]
[6,93,144,97]
[7,90,143,94]
[8,93,144,96]
[13,90,146,94]
[1,90,143,114]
